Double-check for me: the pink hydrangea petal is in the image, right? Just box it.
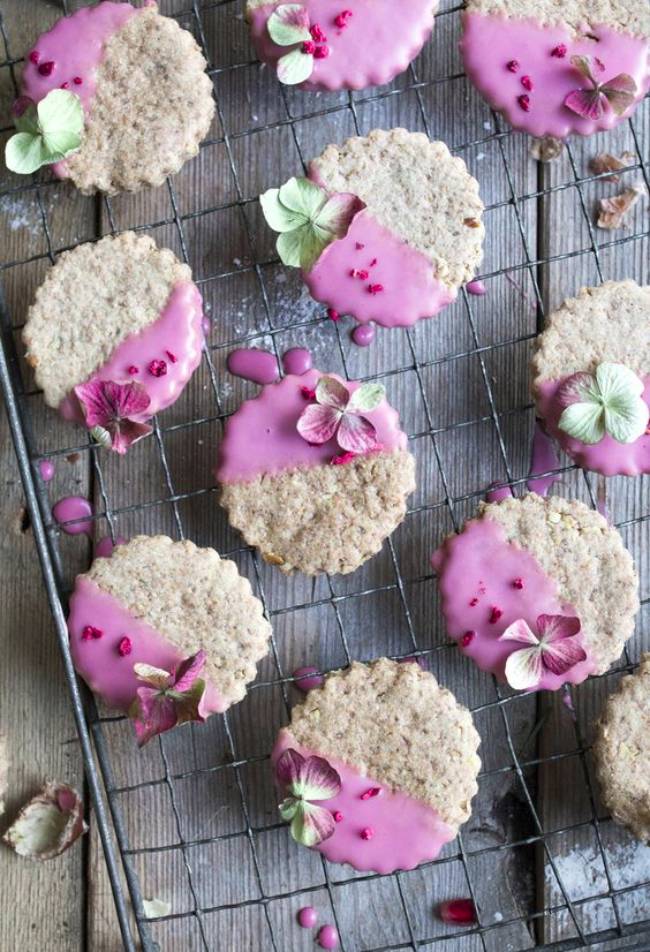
[74,380,113,428]
[130,690,178,747]
[104,379,151,419]
[172,679,207,725]
[173,649,207,693]
[537,614,581,644]
[337,412,379,453]
[541,636,587,676]
[564,88,608,121]
[556,372,596,409]
[315,375,350,411]
[295,754,341,800]
[110,418,153,455]
[276,748,306,788]
[498,618,539,646]
[297,403,341,444]
[291,801,336,846]
[602,75,637,116]
[569,54,598,85]
[504,645,543,691]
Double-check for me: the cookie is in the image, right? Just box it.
[246,0,437,92]
[271,658,481,873]
[594,655,650,844]
[260,129,484,329]
[23,232,204,454]
[16,2,214,193]
[532,281,650,476]
[67,535,271,730]
[217,370,416,575]
[432,494,638,690]
[460,0,650,139]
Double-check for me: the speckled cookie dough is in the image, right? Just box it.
[594,655,650,843]
[465,0,650,37]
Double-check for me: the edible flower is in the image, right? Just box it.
[2,782,87,860]
[5,89,83,174]
[266,4,327,85]
[499,614,585,691]
[564,56,636,121]
[276,748,341,846]
[557,362,649,445]
[128,650,208,746]
[74,379,153,454]
[297,375,385,453]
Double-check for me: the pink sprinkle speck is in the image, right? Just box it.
[310,23,327,42]
[314,44,330,59]
[334,10,353,28]
[551,44,567,58]
[301,386,316,400]
[29,50,40,65]
[469,597,479,607]
[302,40,316,54]
[148,359,167,377]
[118,637,132,656]
[367,283,383,294]
[165,350,177,363]
[128,365,139,375]
[350,268,368,280]
[360,827,374,840]
[513,577,524,589]
[355,241,365,250]
[360,787,382,800]
[73,76,83,85]
[520,75,533,91]
[327,307,340,321]
[333,810,344,822]
[489,606,503,624]
[38,61,55,76]
[461,631,476,648]
[507,59,519,72]
[518,94,531,112]
[331,451,356,466]
[82,625,103,641]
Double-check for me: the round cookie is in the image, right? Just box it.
[23,231,204,454]
[67,535,271,732]
[532,281,650,477]
[594,655,650,843]
[217,369,416,575]
[260,129,484,329]
[246,0,438,92]
[432,494,639,690]
[16,2,214,193]
[271,658,481,873]
[460,0,650,139]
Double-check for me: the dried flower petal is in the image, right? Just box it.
[276,748,341,846]
[337,412,379,453]
[597,186,643,230]
[558,362,648,443]
[129,651,207,746]
[296,403,341,444]
[74,380,152,455]
[316,375,350,411]
[2,782,87,860]
[267,3,311,46]
[529,136,564,163]
[143,897,171,919]
[564,57,637,120]
[500,614,585,690]
[589,151,635,182]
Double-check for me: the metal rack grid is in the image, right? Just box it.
[0,0,649,949]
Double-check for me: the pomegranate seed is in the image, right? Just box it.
[512,577,524,589]
[300,386,316,400]
[360,787,382,800]
[360,827,374,840]
[82,625,103,641]
[367,283,384,294]
[327,307,340,321]
[73,76,83,85]
[438,898,477,925]
[334,9,353,28]
[148,359,167,377]
[128,365,139,375]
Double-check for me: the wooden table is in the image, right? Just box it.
[0,1,648,950]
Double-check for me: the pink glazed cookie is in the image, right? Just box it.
[460,0,650,139]
[23,232,204,454]
[246,0,438,91]
[532,281,650,477]
[260,129,485,330]
[272,659,481,873]
[217,369,416,575]
[67,536,271,737]
[432,494,638,691]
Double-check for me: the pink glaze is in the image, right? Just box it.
[292,666,324,692]
[60,282,204,426]
[527,420,561,495]
[461,14,650,139]
[537,377,650,476]
[249,0,434,92]
[431,517,595,690]
[466,279,487,296]
[282,347,312,376]
[39,459,55,482]
[227,348,279,385]
[217,369,406,483]
[485,482,513,503]
[317,925,339,950]
[351,323,375,347]
[95,535,127,559]
[298,906,318,928]
[67,575,226,715]
[304,209,455,328]
[52,496,93,535]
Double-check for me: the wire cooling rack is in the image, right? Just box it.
[1,1,649,949]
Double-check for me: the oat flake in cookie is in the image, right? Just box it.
[246,0,437,92]
[217,370,416,575]
[67,536,271,744]
[532,281,650,477]
[260,129,484,329]
[23,232,204,454]
[460,0,650,139]
[13,1,214,193]
[272,659,481,873]
[594,655,650,844]
[432,494,639,691]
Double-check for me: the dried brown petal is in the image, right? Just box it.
[596,186,644,230]
[463,217,481,228]
[2,781,87,860]
[589,151,635,183]
[529,136,564,163]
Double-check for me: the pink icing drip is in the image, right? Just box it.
[292,666,324,691]
[272,730,456,873]
[217,369,406,483]
[461,15,650,139]
[59,282,204,425]
[304,209,455,328]
[485,482,513,503]
[282,347,313,376]
[431,517,595,690]
[537,377,650,476]
[227,348,280,385]
[39,459,55,482]
[53,496,93,535]
[95,535,127,559]
[351,323,375,347]
[527,420,561,495]
[67,575,226,714]
[466,279,487,295]
[249,0,434,91]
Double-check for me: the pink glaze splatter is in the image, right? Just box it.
[227,348,280,385]
[431,517,595,690]
[59,283,204,426]
[67,575,226,714]
[282,347,312,376]
[485,482,513,503]
[466,279,487,295]
[317,925,339,950]
[298,906,318,928]
[536,377,650,476]
[272,730,456,873]
[304,209,456,328]
[292,666,324,691]
[217,369,406,483]
[52,496,93,536]
[39,459,55,482]
[351,323,375,347]
[249,0,434,92]
[527,420,561,495]
[461,15,650,139]
[95,535,127,559]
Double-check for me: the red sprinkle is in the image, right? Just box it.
[520,75,533,91]
[438,899,477,925]
[128,365,139,375]
[360,787,382,800]
[302,40,316,54]
[29,50,40,65]
[355,242,365,250]
[165,350,177,363]
[37,61,55,77]
[506,59,519,72]
[512,577,524,590]
[301,386,316,400]
[551,44,567,58]
[518,94,531,112]
[314,44,330,59]
[310,23,327,42]
[489,606,503,624]
[118,637,132,657]
[334,9,353,28]
[82,625,103,641]
[367,283,384,294]
[469,597,479,607]
[461,631,476,648]
[360,827,375,841]
[327,307,340,321]
[333,810,344,822]
[148,359,167,377]
[331,451,356,466]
